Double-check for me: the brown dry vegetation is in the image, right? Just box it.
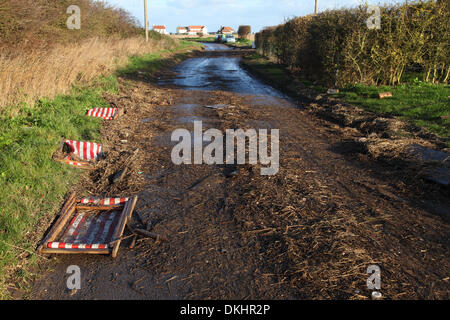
[0,37,176,114]
[0,0,177,113]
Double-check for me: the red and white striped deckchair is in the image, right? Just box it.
[38,192,138,257]
[86,107,120,120]
[54,140,103,169]
[64,140,103,162]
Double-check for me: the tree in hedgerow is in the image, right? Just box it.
[238,25,251,39]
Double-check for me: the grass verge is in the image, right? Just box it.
[226,38,253,48]
[184,36,252,48]
[118,40,203,75]
[0,78,113,297]
[242,53,450,141]
[184,37,216,43]
[337,82,450,139]
[0,40,201,298]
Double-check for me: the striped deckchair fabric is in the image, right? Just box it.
[86,107,120,120]
[47,243,108,249]
[64,140,103,162]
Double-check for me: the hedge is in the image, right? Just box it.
[255,0,449,86]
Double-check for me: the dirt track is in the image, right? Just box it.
[29,44,449,300]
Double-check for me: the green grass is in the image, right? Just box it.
[0,40,201,298]
[0,77,116,297]
[184,36,253,47]
[338,82,450,139]
[227,38,253,48]
[244,54,287,79]
[184,37,216,43]
[118,40,203,75]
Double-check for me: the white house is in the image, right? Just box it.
[177,26,188,34]
[220,26,234,35]
[188,25,208,35]
[153,25,168,35]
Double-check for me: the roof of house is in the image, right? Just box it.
[189,25,205,29]
[153,25,166,29]
[177,26,188,30]
[221,26,234,32]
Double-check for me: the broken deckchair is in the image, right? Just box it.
[53,139,103,170]
[38,192,138,258]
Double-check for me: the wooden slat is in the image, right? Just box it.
[126,196,138,220]
[75,205,123,211]
[38,192,76,253]
[55,158,95,170]
[40,248,110,255]
[111,196,138,258]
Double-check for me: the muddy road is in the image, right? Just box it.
[158,43,284,98]
[29,44,449,300]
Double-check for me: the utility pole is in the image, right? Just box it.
[314,0,318,15]
[144,0,149,42]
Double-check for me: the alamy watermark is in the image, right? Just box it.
[67,5,81,30]
[171,121,279,175]
[367,264,381,290]
[66,265,81,290]
[366,5,381,30]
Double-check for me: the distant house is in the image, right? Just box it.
[220,26,235,35]
[188,25,208,35]
[153,25,168,35]
[176,26,188,34]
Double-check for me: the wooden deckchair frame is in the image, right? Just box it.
[38,192,138,258]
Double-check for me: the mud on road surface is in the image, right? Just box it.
[29,44,449,300]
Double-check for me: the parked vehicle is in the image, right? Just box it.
[224,35,236,43]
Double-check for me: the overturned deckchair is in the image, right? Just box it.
[38,192,138,258]
[53,139,103,170]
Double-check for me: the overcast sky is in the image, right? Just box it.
[104,0,405,33]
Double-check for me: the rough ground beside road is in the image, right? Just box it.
[28,47,449,300]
